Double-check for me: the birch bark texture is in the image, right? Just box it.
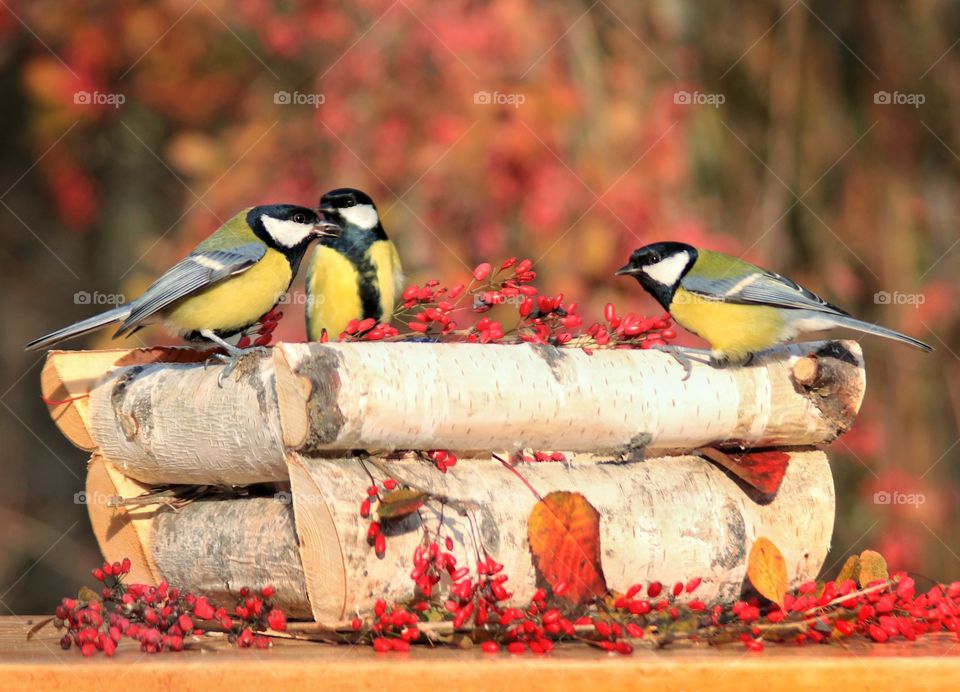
[70,340,864,485]
[84,451,834,626]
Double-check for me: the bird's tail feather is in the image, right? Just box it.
[25,305,131,351]
[831,313,933,352]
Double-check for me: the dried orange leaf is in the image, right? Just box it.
[858,550,888,587]
[527,491,607,604]
[747,536,788,607]
[376,488,427,521]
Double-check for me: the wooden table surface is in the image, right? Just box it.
[3,616,959,691]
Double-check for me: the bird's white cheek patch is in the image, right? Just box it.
[339,204,379,230]
[262,216,315,247]
[641,251,690,286]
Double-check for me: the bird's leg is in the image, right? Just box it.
[651,345,711,381]
[200,329,270,386]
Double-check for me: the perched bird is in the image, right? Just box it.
[616,241,932,366]
[304,187,403,340]
[26,205,339,356]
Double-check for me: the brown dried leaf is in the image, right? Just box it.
[857,550,889,586]
[747,536,788,607]
[26,617,54,641]
[376,489,427,521]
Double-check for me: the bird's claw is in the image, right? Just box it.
[213,346,270,386]
[652,345,712,381]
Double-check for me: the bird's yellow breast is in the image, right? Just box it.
[165,249,292,335]
[305,240,401,340]
[305,246,365,340]
[669,287,784,363]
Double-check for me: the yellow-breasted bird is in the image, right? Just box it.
[616,241,932,366]
[26,205,339,355]
[305,188,403,340]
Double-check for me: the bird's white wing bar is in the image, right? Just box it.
[116,243,266,335]
[683,270,846,314]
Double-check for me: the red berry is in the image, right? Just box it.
[868,624,889,643]
[267,609,287,632]
[472,263,493,281]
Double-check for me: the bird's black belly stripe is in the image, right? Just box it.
[357,259,384,321]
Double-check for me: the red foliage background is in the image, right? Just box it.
[1,1,959,613]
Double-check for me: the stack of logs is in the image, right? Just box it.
[41,340,866,625]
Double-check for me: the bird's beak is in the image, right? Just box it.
[615,263,638,276]
[313,220,341,238]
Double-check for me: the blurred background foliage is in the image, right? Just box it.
[1,0,959,613]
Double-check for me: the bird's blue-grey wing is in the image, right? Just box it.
[116,244,266,335]
[681,270,848,315]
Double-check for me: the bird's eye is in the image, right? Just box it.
[293,213,307,224]
[343,199,356,207]
[650,253,661,263]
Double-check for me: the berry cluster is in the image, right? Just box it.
[326,257,673,349]
[424,449,459,473]
[358,479,396,558]
[237,307,283,349]
[53,559,287,656]
[347,537,960,655]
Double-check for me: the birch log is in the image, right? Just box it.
[71,340,863,485]
[87,450,834,625]
[149,496,313,619]
[85,455,313,618]
[287,451,834,624]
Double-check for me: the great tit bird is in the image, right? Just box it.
[304,187,403,340]
[616,241,932,366]
[26,205,339,353]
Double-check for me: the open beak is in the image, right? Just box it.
[313,219,341,238]
[615,263,638,276]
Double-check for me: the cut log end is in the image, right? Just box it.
[789,341,866,438]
